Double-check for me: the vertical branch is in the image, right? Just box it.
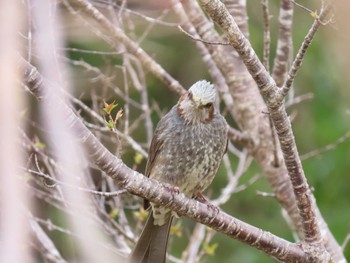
[199,0,325,248]
[224,0,249,38]
[272,0,294,87]
[182,224,206,263]
[183,0,304,241]
[261,0,271,71]
[31,1,125,261]
[0,1,30,262]
[172,0,237,121]
[281,4,332,97]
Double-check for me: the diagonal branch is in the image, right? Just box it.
[281,4,333,97]
[20,56,311,263]
[198,0,323,247]
[63,0,185,95]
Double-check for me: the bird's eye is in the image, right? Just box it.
[188,92,193,100]
[204,103,213,108]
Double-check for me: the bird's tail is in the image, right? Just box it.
[129,212,173,263]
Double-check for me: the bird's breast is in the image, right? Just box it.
[150,119,227,196]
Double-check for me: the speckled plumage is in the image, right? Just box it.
[129,80,228,263]
[150,102,227,225]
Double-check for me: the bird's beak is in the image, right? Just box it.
[191,97,202,109]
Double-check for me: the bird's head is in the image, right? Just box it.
[177,80,217,124]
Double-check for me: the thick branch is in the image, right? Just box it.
[199,0,321,246]
[183,0,305,239]
[21,57,310,263]
[183,1,344,261]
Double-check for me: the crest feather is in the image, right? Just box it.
[188,80,216,104]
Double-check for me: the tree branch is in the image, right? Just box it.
[63,0,185,95]
[272,0,294,87]
[20,56,311,263]
[281,3,332,97]
[261,0,271,71]
[198,0,326,250]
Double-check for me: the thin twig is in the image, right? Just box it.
[24,167,128,197]
[172,1,237,123]
[63,0,185,95]
[32,216,122,255]
[178,25,230,46]
[261,0,271,71]
[29,216,68,263]
[22,55,310,263]
[285,93,314,108]
[256,190,275,198]
[291,0,313,14]
[341,232,350,251]
[93,0,180,27]
[60,47,124,55]
[280,3,333,97]
[301,132,350,161]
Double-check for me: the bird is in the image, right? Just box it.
[129,80,228,263]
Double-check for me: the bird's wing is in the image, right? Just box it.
[143,116,168,209]
[145,130,163,178]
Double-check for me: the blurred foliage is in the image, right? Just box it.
[62,0,350,262]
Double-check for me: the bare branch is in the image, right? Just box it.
[285,93,314,108]
[25,167,128,197]
[272,0,294,87]
[261,0,271,71]
[180,3,342,259]
[172,0,237,122]
[93,0,180,27]
[281,4,333,97]
[301,131,350,161]
[30,217,68,263]
[63,0,185,95]
[342,232,350,251]
[20,56,310,263]
[224,0,249,38]
[178,25,230,46]
[197,2,336,260]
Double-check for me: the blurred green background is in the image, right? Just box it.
[63,1,350,262]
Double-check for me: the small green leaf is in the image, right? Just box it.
[170,221,183,237]
[110,208,119,219]
[134,152,144,165]
[35,142,46,149]
[103,100,118,115]
[106,119,116,130]
[203,242,219,256]
[310,10,318,19]
[134,209,149,222]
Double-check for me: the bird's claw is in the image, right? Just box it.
[196,192,220,216]
[163,183,180,195]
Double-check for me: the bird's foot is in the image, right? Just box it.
[163,183,180,195]
[196,192,220,216]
